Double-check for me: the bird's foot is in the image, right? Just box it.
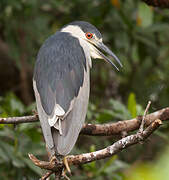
[50,155,57,164]
[63,156,71,176]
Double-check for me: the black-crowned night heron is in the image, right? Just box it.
[33,21,122,166]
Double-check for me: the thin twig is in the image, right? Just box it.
[0,107,169,136]
[139,101,151,133]
[28,154,62,171]
[40,171,53,180]
[29,119,162,174]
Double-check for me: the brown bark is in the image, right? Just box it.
[0,107,169,136]
[0,105,167,179]
[29,119,162,179]
[142,0,169,8]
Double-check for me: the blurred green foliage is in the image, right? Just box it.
[0,93,45,179]
[0,0,169,179]
[124,147,169,180]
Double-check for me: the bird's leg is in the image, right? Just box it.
[62,156,71,175]
[50,155,58,164]
[46,145,61,165]
[46,145,71,178]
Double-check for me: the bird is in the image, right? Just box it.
[33,21,122,165]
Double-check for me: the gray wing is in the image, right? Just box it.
[33,32,90,155]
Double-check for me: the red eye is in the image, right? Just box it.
[85,32,93,39]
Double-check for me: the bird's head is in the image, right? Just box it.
[61,21,122,70]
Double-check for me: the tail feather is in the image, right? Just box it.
[52,70,90,155]
[52,96,88,155]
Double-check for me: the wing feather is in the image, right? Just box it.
[52,68,90,155]
[33,32,90,155]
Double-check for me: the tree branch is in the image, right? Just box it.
[0,107,169,136]
[0,115,39,124]
[142,0,169,8]
[0,106,166,179]
[29,119,162,172]
[40,171,53,180]
[81,107,169,135]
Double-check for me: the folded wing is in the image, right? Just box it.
[33,32,90,155]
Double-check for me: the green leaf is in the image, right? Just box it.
[96,110,114,123]
[96,155,117,175]
[134,34,157,49]
[22,157,42,175]
[10,96,25,114]
[138,2,153,27]
[0,146,10,162]
[127,93,137,118]
[145,24,169,33]
[136,104,144,115]
[11,155,25,168]
[109,99,131,120]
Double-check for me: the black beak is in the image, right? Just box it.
[93,41,122,71]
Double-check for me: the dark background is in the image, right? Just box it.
[0,0,169,179]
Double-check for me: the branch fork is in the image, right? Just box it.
[29,119,162,179]
[0,104,168,179]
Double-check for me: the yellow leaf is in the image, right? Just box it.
[111,0,120,9]
[136,14,142,26]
